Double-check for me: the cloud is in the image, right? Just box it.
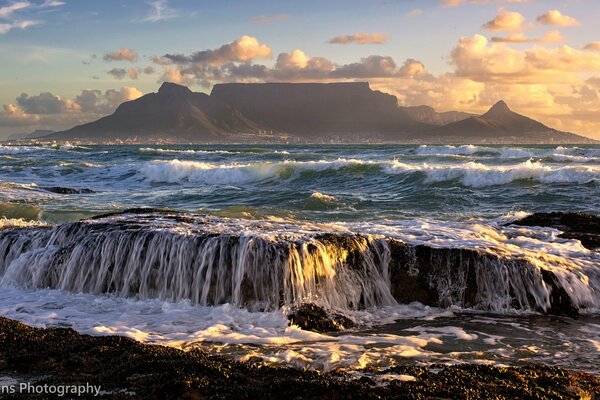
[0,0,64,34]
[108,66,154,80]
[491,30,565,43]
[0,19,40,34]
[161,36,272,66]
[159,68,195,86]
[248,13,290,24]
[142,0,179,22]
[0,87,144,131]
[75,87,143,114]
[107,68,127,79]
[585,42,600,52]
[103,48,138,62]
[537,10,580,27]
[398,59,427,77]
[328,32,390,45]
[409,9,423,17]
[482,8,525,31]
[16,92,78,114]
[450,34,600,84]
[0,103,40,127]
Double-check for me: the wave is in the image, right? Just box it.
[414,145,533,158]
[0,217,46,229]
[141,158,372,184]
[310,192,336,202]
[139,147,238,155]
[0,145,51,154]
[386,159,600,187]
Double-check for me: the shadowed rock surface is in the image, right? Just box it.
[0,318,598,399]
[510,212,600,250]
[287,303,356,332]
[43,187,95,194]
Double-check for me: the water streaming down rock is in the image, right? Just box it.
[0,211,595,316]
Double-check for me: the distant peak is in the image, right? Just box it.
[158,82,192,95]
[489,100,511,112]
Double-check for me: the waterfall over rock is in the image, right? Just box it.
[0,211,597,316]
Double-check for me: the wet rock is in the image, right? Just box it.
[540,269,580,317]
[0,317,598,399]
[510,212,600,250]
[43,187,95,194]
[288,303,356,332]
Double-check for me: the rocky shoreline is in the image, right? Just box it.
[0,317,597,399]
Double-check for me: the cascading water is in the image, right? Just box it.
[0,211,597,315]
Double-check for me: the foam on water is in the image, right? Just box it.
[140,158,372,184]
[139,147,238,155]
[386,159,600,187]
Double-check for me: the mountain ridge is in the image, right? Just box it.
[43,82,596,144]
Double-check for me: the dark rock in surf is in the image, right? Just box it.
[0,211,590,317]
[0,317,598,400]
[287,303,356,332]
[510,212,600,250]
[44,187,95,194]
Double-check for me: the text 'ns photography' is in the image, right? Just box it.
[1,0,600,399]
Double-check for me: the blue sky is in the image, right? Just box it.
[1,0,600,138]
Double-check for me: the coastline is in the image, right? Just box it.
[0,317,598,399]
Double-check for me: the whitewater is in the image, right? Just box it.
[0,143,599,374]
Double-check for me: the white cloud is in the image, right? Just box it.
[142,0,179,22]
[0,0,64,34]
[482,8,525,31]
[537,10,580,27]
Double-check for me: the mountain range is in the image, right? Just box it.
[41,82,595,144]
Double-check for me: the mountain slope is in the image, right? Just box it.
[432,101,594,143]
[401,105,474,126]
[211,82,430,138]
[47,83,262,141]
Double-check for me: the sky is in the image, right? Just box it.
[1,0,600,139]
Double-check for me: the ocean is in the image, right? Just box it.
[0,143,599,376]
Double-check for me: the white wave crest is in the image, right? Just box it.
[0,217,46,229]
[139,147,237,155]
[141,158,369,184]
[386,159,600,187]
[310,192,336,202]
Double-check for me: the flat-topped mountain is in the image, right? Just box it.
[431,101,593,143]
[48,83,262,141]
[210,82,427,138]
[44,82,595,143]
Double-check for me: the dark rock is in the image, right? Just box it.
[0,317,598,399]
[44,187,95,194]
[540,269,580,317]
[510,212,600,250]
[288,303,356,332]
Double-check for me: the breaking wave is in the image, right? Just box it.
[386,159,600,187]
[139,147,238,155]
[140,158,372,184]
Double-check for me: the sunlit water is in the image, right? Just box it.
[0,143,599,375]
